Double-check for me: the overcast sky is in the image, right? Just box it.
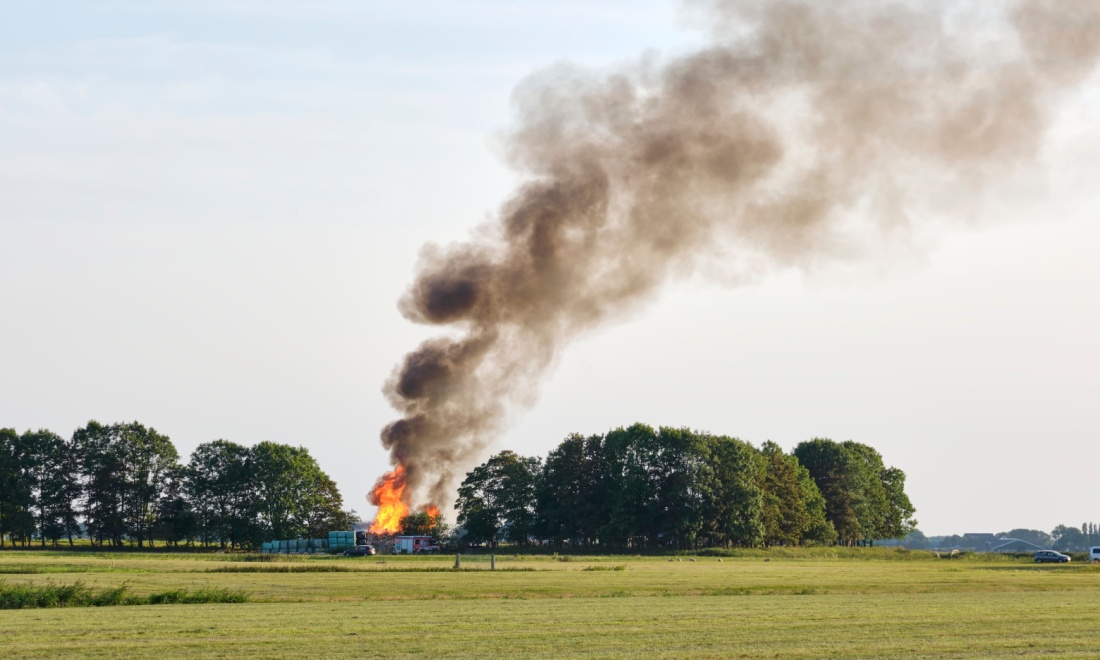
[2,1,1098,536]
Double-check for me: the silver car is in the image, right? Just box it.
[1033,550,1071,563]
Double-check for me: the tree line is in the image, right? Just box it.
[896,524,1100,552]
[454,424,916,550]
[0,422,355,549]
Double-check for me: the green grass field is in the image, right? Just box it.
[1,549,1098,658]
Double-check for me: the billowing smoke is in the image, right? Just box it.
[378,0,1100,508]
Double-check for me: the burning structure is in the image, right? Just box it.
[368,465,409,535]
[366,0,1100,524]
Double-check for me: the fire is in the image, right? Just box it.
[368,466,409,535]
[424,504,440,519]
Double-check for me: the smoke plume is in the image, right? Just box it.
[378,0,1100,508]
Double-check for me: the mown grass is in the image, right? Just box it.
[0,581,248,609]
[207,565,541,573]
[1,549,1099,657]
[2,592,1099,658]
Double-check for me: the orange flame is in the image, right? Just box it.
[368,466,409,535]
[424,504,441,519]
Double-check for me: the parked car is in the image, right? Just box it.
[1034,550,1071,564]
[343,545,376,557]
[1090,547,1100,564]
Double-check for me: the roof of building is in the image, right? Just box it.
[990,538,1048,552]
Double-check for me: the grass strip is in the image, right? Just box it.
[0,580,248,609]
[207,565,541,573]
[0,565,41,574]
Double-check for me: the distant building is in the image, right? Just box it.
[991,538,1048,553]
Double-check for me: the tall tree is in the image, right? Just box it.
[250,441,326,541]
[72,421,179,547]
[19,429,76,546]
[304,474,356,539]
[455,450,540,547]
[794,438,861,543]
[841,441,891,543]
[795,438,914,545]
[73,421,128,546]
[649,427,710,550]
[0,428,34,546]
[796,460,837,545]
[757,441,810,547]
[601,424,658,548]
[119,422,179,548]
[536,433,607,547]
[879,466,917,540]
[186,440,255,547]
[701,434,764,548]
[535,433,586,546]
[155,464,196,547]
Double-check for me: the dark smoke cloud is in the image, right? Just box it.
[379,0,1100,507]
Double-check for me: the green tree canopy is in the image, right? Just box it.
[455,450,540,547]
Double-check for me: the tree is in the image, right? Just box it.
[535,432,610,547]
[399,509,444,537]
[0,428,34,546]
[535,434,587,546]
[796,461,837,545]
[119,422,179,548]
[601,423,665,548]
[794,439,861,543]
[73,421,128,547]
[648,427,711,550]
[701,434,763,548]
[305,474,357,539]
[998,528,1053,548]
[71,421,179,547]
[155,464,196,547]
[19,429,78,547]
[841,441,890,542]
[250,441,327,541]
[186,440,255,548]
[879,466,917,540]
[455,450,540,547]
[1051,525,1086,552]
[794,438,914,545]
[757,441,810,547]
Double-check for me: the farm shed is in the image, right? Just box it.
[990,538,1047,553]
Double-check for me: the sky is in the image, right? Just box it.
[1,1,1098,537]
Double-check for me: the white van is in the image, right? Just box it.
[1090,547,1100,564]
